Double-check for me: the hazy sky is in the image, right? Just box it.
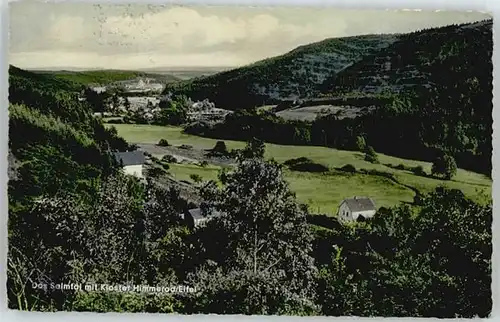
[9,2,491,70]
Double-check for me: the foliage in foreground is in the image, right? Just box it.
[7,157,492,316]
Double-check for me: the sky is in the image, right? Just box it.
[9,2,491,70]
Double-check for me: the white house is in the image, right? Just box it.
[113,151,146,179]
[179,208,222,229]
[337,197,376,222]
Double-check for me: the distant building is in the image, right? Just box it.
[179,208,222,229]
[91,86,106,94]
[113,151,146,179]
[337,197,376,222]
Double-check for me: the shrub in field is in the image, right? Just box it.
[179,144,193,150]
[356,136,367,152]
[395,164,407,170]
[162,155,177,163]
[364,146,379,164]
[283,157,328,173]
[212,141,228,155]
[106,119,123,124]
[283,157,313,167]
[158,139,170,147]
[412,165,426,176]
[290,162,329,173]
[190,174,203,183]
[148,166,167,178]
[340,164,356,173]
[432,153,457,180]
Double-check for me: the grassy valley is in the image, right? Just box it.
[107,123,491,213]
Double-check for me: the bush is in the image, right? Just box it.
[306,214,342,230]
[106,118,123,124]
[395,164,407,170]
[284,157,328,173]
[340,164,356,173]
[199,160,209,167]
[148,166,167,178]
[162,155,177,163]
[290,162,329,173]
[356,136,366,152]
[162,163,170,171]
[412,165,426,176]
[158,139,170,147]
[179,144,193,150]
[364,146,379,164]
[413,191,424,205]
[212,141,228,155]
[190,174,203,183]
[431,154,457,180]
[284,157,313,167]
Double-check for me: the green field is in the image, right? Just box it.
[110,124,492,214]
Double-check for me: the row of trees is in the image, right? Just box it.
[185,104,474,178]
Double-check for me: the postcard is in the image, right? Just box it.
[7,2,492,317]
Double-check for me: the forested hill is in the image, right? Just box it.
[319,19,493,95]
[163,34,399,109]
[8,65,129,208]
[163,19,491,111]
[31,69,180,86]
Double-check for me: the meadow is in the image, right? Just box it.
[109,124,492,214]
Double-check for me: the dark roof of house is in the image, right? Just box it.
[341,197,376,212]
[113,151,146,166]
[187,208,203,221]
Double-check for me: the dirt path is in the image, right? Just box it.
[138,143,235,167]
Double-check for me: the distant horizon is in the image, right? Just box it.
[24,66,235,72]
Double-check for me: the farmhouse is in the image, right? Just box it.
[337,196,376,222]
[113,151,146,179]
[179,208,222,229]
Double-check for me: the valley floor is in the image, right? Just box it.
[108,124,492,215]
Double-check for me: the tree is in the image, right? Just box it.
[111,94,120,113]
[211,141,228,156]
[190,174,203,183]
[345,188,491,317]
[157,99,188,125]
[412,165,426,176]
[364,146,379,163]
[158,139,170,147]
[8,174,187,312]
[356,136,367,152]
[431,153,457,180]
[147,166,167,178]
[239,137,265,160]
[124,97,131,111]
[187,158,319,314]
[83,87,106,113]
